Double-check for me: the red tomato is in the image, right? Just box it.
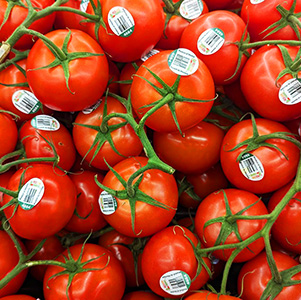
[107,57,120,94]
[153,121,224,174]
[180,10,250,85]
[0,170,14,203]
[122,291,163,300]
[43,243,126,300]
[237,251,301,299]
[220,118,300,194]
[184,291,241,299]
[204,0,232,10]
[0,296,37,300]
[100,156,178,237]
[26,29,109,112]
[131,50,215,132]
[141,225,211,298]
[1,164,77,240]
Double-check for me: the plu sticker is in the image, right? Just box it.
[31,115,60,131]
[197,28,225,55]
[18,178,44,210]
[82,99,102,114]
[159,270,191,296]
[180,0,204,20]
[108,6,135,37]
[80,0,89,12]
[250,0,265,4]
[12,90,41,114]
[279,78,301,105]
[99,191,117,215]
[239,153,264,181]
[141,49,160,62]
[168,48,199,76]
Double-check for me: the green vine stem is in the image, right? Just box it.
[161,0,175,13]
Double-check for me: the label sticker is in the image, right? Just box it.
[168,48,199,76]
[250,0,265,4]
[108,6,135,37]
[279,78,301,105]
[99,191,117,215]
[180,0,204,20]
[18,178,44,210]
[141,49,160,62]
[12,90,41,114]
[80,0,89,12]
[197,28,225,55]
[31,115,60,131]
[159,270,191,296]
[82,99,102,114]
[239,153,264,181]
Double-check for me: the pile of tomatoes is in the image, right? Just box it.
[0,0,301,299]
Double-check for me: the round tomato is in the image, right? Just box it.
[122,291,163,300]
[184,291,241,299]
[204,0,232,10]
[0,296,37,300]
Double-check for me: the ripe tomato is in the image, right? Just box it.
[26,29,109,112]
[0,296,37,300]
[204,0,232,10]
[184,291,241,299]
[122,291,163,300]
[0,170,14,203]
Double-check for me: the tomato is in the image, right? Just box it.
[220,118,300,194]
[0,296,37,300]
[204,0,232,10]
[87,0,165,62]
[65,171,107,233]
[184,291,241,299]
[240,45,301,121]
[153,121,224,174]
[73,96,143,170]
[141,225,211,298]
[99,156,178,237]
[180,10,250,85]
[122,291,163,300]
[131,50,215,133]
[107,57,120,94]
[237,251,301,300]
[26,29,109,112]
[0,0,55,50]
[195,189,267,262]
[0,170,14,203]
[44,243,126,300]
[1,164,77,240]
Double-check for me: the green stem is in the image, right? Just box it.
[242,39,301,50]
[288,14,301,31]
[51,6,99,21]
[161,0,175,13]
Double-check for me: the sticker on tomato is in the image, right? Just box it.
[31,115,60,131]
[82,99,102,114]
[168,48,199,76]
[180,0,203,20]
[108,6,135,37]
[80,0,89,12]
[12,90,41,114]
[250,0,265,4]
[99,191,117,215]
[18,178,44,210]
[159,270,191,296]
[141,49,160,62]
[279,78,301,105]
[239,153,264,181]
[197,28,225,55]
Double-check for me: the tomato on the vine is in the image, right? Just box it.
[184,291,241,299]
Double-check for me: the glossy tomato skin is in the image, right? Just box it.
[43,243,126,300]
[141,226,211,298]
[26,29,109,112]
[87,0,165,62]
[0,296,37,300]
[2,164,77,240]
[237,251,301,300]
[220,118,300,194]
[72,96,143,170]
[122,291,163,300]
[131,50,215,133]
[100,156,178,238]
[184,291,241,299]
[195,189,268,262]
[204,0,232,10]
[240,45,301,121]
[180,10,250,85]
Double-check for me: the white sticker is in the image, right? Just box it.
[239,153,264,181]
[80,0,89,12]
[168,48,199,76]
[18,178,44,210]
[197,28,225,55]
[99,191,117,215]
[82,99,102,114]
[159,270,191,296]
[279,78,301,105]
[31,115,60,131]
[180,0,204,20]
[141,49,160,62]
[108,6,135,37]
[250,0,265,4]
[12,90,41,114]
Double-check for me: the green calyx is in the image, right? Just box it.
[177,176,202,202]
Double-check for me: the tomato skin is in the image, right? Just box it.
[0,296,37,300]
[141,226,211,298]
[2,164,77,240]
[220,118,300,194]
[131,50,215,133]
[240,45,301,121]
[100,156,178,238]
[195,189,267,262]
[237,251,301,300]
[26,29,109,112]
[122,291,163,300]
[0,170,14,203]
[43,243,126,300]
[153,121,224,174]
[204,0,232,10]
[184,291,241,299]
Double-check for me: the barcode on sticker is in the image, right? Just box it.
[82,99,102,114]
[180,0,203,20]
[239,153,264,181]
[99,191,117,215]
[279,78,301,105]
[141,49,160,61]
[18,178,44,210]
[80,0,89,12]
[12,90,41,114]
[31,115,60,131]
[197,28,225,55]
[159,270,191,296]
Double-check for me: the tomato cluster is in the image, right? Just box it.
[0,0,301,299]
